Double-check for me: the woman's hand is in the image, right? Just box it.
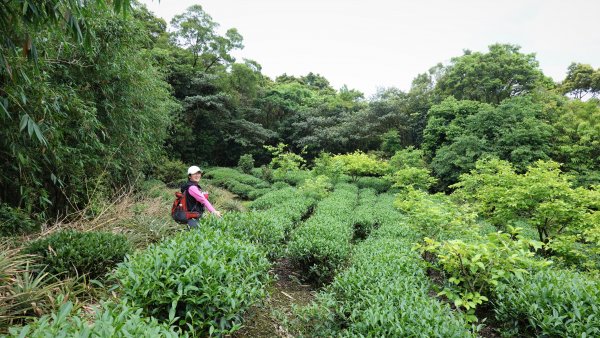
[214,210,222,218]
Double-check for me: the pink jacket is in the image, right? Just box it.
[188,185,217,213]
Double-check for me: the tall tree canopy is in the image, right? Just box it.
[560,63,600,99]
[435,44,549,105]
[170,5,243,71]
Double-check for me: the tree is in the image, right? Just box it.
[452,159,600,268]
[422,96,553,190]
[170,5,243,71]
[551,98,600,186]
[0,4,177,219]
[436,44,548,105]
[560,63,600,99]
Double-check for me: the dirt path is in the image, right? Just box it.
[231,258,315,338]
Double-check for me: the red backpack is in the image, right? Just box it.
[171,191,201,224]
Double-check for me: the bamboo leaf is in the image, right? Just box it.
[20,114,29,131]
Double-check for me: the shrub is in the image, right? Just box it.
[151,158,187,188]
[287,184,359,284]
[386,166,437,191]
[298,175,332,200]
[495,269,600,337]
[203,211,286,260]
[0,203,39,236]
[292,236,471,337]
[311,152,344,184]
[260,165,273,183]
[332,151,389,181]
[23,230,132,279]
[418,231,550,322]
[114,229,270,335]
[238,154,255,174]
[355,176,392,193]
[389,146,427,170]
[276,169,311,186]
[7,301,182,338]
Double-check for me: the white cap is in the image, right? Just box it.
[187,165,203,175]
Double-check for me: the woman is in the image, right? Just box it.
[182,165,222,229]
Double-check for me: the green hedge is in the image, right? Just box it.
[495,269,600,337]
[287,184,359,284]
[201,211,286,260]
[23,230,132,279]
[299,238,471,337]
[113,229,270,335]
[7,301,181,338]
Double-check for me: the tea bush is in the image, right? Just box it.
[202,211,286,260]
[249,187,300,210]
[249,186,317,237]
[23,230,132,279]
[354,176,392,193]
[495,269,600,337]
[276,169,312,186]
[298,175,332,200]
[352,188,379,241]
[287,184,359,284]
[204,167,271,199]
[7,301,182,338]
[114,229,270,335]
[293,219,470,337]
[205,167,270,188]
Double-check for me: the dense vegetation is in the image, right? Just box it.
[1,1,599,337]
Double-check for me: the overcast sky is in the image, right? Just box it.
[140,0,599,98]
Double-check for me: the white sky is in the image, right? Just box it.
[140,0,600,98]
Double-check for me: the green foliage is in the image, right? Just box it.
[114,229,270,335]
[169,5,243,71]
[259,165,274,183]
[560,62,600,99]
[333,151,389,182]
[204,167,271,199]
[1,4,178,221]
[202,211,286,260]
[452,159,600,255]
[354,176,392,193]
[0,204,39,236]
[291,202,471,337]
[395,187,478,240]
[389,146,427,170]
[435,43,548,104]
[379,129,403,156]
[0,247,80,333]
[422,96,553,189]
[311,152,345,185]
[237,154,255,174]
[495,269,600,337]
[418,231,550,322]
[276,169,312,187]
[23,230,132,279]
[264,143,306,180]
[551,99,600,187]
[150,158,187,187]
[298,175,333,201]
[387,167,437,191]
[287,184,359,284]
[7,301,183,338]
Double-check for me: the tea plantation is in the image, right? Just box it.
[6,162,599,338]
